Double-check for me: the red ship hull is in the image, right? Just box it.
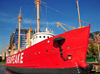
[6,25,92,74]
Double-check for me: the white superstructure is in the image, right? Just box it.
[25,32,54,48]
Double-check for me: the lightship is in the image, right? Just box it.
[6,0,93,74]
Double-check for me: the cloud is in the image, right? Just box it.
[0,18,17,23]
[0,12,10,17]
[23,18,57,25]
[0,12,18,23]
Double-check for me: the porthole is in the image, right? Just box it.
[52,49,54,51]
[47,36,49,38]
[47,41,50,43]
[67,46,70,49]
[43,36,45,38]
[46,50,48,52]
[39,36,41,38]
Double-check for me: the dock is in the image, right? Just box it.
[87,62,100,73]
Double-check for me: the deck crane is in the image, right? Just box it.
[57,22,75,32]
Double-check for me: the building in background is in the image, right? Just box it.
[89,31,100,44]
[2,51,6,61]
[0,54,2,62]
[10,28,28,50]
[9,28,35,51]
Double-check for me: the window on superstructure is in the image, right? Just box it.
[36,36,37,38]
[47,36,49,38]
[43,36,45,38]
[39,36,41,38]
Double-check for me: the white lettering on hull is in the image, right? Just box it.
[6,52,24,64]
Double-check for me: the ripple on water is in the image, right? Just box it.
[0,65,19,74]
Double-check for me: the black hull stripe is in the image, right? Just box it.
[6,66,83,74]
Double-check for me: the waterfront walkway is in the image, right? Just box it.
[87,62,100,73]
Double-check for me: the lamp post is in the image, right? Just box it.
[98,42,100,62]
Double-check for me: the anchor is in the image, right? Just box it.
[53,37,68,61]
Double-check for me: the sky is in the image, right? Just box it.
[0,0,100,54]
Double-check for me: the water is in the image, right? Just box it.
[0,65,19,74]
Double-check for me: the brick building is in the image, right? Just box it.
[89,31,100,44]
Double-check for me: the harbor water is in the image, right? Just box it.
[0,65,19,74]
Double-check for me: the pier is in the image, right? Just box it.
[86,62,100,73]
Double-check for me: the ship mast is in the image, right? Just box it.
[18,7,22,52]
[76,0,81,28]
[34,0,41,32]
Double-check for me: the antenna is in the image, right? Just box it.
[47,21,48,28]
[20,7,21,14]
